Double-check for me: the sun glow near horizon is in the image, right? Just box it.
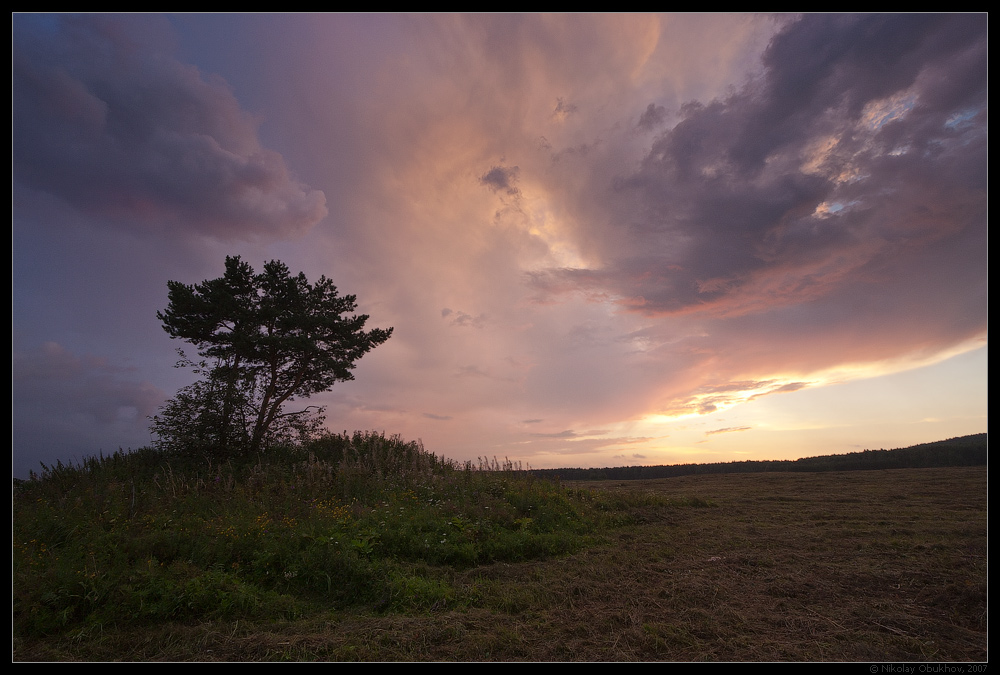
[13,14,985,478]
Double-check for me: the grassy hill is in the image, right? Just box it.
[14,433,660,645]
[13,433,987,661]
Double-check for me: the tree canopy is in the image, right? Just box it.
[152,256,392,455]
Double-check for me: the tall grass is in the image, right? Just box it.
[14,433,604,637]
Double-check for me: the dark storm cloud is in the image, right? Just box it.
[530,14,986,334]
[636,102,668,132]
[12,15,327,241]
[731,14,985,170]
[13,342,164,425]
[480,165,521,197]
[13,342,166,475]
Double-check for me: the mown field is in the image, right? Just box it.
[14,447,986,661]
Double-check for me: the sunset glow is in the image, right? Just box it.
[13,14,986,477]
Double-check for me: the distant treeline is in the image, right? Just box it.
[532,433,987,482]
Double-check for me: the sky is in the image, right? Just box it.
[12,14,987,478]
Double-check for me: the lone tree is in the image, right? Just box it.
[152,256,392,455]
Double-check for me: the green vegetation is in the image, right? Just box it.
[13,432,641,643]
[13,439,986,661]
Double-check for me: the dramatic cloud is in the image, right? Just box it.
[13,14,986,476]
[12,15,326,241]
[636,102,668,132]
[13,342,165,476]
[514,16,986,439]
[13,341,163,421]
[534,14,986,323]
[480,166,521,197]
